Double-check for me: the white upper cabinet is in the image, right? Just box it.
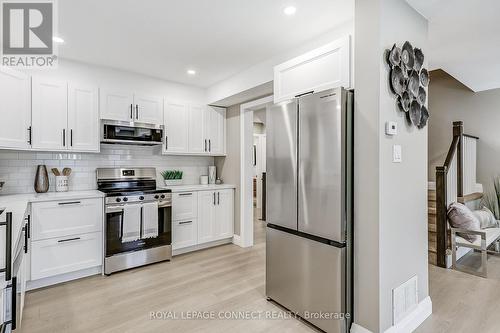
[0,68,31,150]
[134,94,163,124]
[206,106,226,155]
[163,100,189,153]
[188,104,207,154]
[100,90,162,125]
[32,77,68,151]
[68,84,100,152]
[274,35,351,103]
[100,89,134,122]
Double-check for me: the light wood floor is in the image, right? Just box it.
[19,209,314,333]
[21,210,500,333]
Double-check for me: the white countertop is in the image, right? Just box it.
[0,190,104,283]
[161,184,236,192]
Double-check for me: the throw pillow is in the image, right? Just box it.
[447,202,481,242]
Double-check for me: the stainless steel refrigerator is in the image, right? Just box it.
[266,87,353,333]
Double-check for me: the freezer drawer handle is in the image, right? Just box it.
[179,221,193,225]
[58,237,81,243]
[0,212,12,281]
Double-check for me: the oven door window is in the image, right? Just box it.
[106,206,171,257]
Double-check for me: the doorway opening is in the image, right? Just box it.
[238,95,273,247]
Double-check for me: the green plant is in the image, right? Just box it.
[161,170,183,180]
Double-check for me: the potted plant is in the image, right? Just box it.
[161,170,183,186]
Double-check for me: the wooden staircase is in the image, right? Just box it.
[428,189,437,265]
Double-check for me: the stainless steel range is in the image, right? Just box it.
[97,167,172,275]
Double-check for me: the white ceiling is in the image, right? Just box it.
[406,0,500,92]
[57,0,353,88]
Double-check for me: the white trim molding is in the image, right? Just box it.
[350,297,432,333]
[232,234,242,247]
[239,95,274,248]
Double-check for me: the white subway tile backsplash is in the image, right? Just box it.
[0,145,215,194]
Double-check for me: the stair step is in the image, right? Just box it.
[428,224,436,233]
[428,191,436,201]
[428,243,437,253]
[428,207,436,215]
[428,252,437,266]
[428,201,436,208]
[458,192,484,204]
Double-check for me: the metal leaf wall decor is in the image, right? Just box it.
[386,41,429,129]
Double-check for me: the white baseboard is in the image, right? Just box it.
[350,297,432,333]
[351,323,373,333]
[27,266,101,291]
[385,296,432,333]
[232,234,242,247]
[172,238,233,256]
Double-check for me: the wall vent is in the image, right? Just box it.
[392,275,418,325]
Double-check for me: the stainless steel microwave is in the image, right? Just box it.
[101,121,163,146]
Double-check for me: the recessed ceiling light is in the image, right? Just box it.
[283,6,297,16]
[187,69,196,75]
[53,36,65,43]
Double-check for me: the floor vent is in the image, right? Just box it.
[392,275,418,325]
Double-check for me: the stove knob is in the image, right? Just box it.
[139,196,144,201]
[160,194,165,199]
[115,198,121,203]
[123,197,128,202]
[154,195,160,199]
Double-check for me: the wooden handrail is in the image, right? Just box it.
[435,121,463,268]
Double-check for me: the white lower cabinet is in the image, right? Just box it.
[31,232,102,280]
[172,188,234,252]
[172,220,198,250]
[30,197,103,282]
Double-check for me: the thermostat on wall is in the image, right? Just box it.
[385,121,398,136]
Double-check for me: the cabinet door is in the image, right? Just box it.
[215,189,234,240]
[99,89,134,122]
[134,94,163,125]
[31,232,102,280]
[32,198,103,241]
[68,84,99,152]
[188,104,207,153]
[0,68,31,149]
[207,106,225,155]
[172,219,198,250]
[197,191,216,243]
[164,100,189,153]
[172,192,198,220]
[32,77,68,150]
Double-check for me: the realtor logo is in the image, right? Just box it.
[1,0,57,67]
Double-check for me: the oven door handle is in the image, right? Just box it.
[106,206,124,213]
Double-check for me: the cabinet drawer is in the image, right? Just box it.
[172,192,198,221]
[172,219,197,250]
[32,198,103,241]
[31,232,102,280]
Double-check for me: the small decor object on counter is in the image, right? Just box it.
[161,170,183,186]
[34,165,49,193]
[0,178,5,192]
[385,41,430,129]
[208,166,216,184]
[55,176,69,192]
[215,178,223,185]
[200,175,209,185]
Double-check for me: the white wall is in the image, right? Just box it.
[355,0,429,331]
[26,58,207,104]
[207,20,354,104]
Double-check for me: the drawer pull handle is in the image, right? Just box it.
[179,193,193,196]
[179,221,193,225]
[58,201,81,206]
[58,237,81,243]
